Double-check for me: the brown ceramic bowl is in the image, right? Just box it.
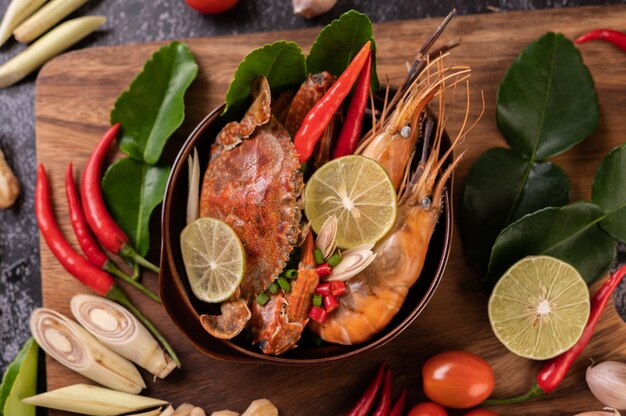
[159,103,453,364]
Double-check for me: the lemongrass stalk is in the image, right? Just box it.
[128,408,164,416]
[0,0,46,46]
[210,411,239,416]
[161,405,175,416]
[22,384,167,416]
[172,404,195,416]
[14,0,87,43]
[71,294,176,379]
[0,15,105,89]
[29,308,145,394]
[186,147,200,225]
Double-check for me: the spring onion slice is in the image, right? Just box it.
[70,294,176,379]
[29,308,145,394]
[22,384,167,416]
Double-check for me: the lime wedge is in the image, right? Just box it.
[180,217,245,303]
[488,255,590,360]
[304,155,397,249]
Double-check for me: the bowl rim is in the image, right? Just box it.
[160,102,454,365]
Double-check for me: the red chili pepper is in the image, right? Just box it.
[332,52,372,159]
[323,294,339,313]
[372,367,392,416]
[294,41,372,163]
[575,29,626,52]
[347,363,386,416]
[315,282,332,296]
[308,305,327,323]
[66,162,160,303]
[316,263,332,277]
[81,124,159,272]
[388,389,407,416]
[330,280,346,297]
[485,264,626,404]
[37,164,181,368]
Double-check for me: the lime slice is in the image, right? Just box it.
[304,155,397,249]
[180,217,245,303]
[488,255,590,360]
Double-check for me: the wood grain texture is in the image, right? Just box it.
[35,6,626,415]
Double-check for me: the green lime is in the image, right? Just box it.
[304,155,397,249]
[488,255,590,360]
[180,217,245,303]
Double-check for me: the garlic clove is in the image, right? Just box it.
[586,361,626,410]
[315,215,337,259]
[575,409,621,416]
[292,0,337,19]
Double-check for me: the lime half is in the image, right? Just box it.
[304,155,397,249]
[488,256,590,360]
[180,217,245,303]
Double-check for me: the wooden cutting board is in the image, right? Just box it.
[35,5,626,415]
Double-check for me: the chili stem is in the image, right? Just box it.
[120,244,160,273]
[131,261,141,280]
[104,261,160,303]
[107,285,181,368]
[483,384,544,405]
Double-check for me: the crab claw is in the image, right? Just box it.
[200,300,251,339]
[251,296,305,355]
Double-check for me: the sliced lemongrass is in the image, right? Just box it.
[0,0,46,46]
[21,384,167,415]
[325,244,376,282]
[241,399,278,416]
[0,15,105,89]
[29,308,145,394]
[315,215,337,259]
[186,147,200,225]
[70,294,176,379]
[13,0,87,43]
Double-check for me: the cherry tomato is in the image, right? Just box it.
[184,0,238,14]
[422,351,495,409]
[464,410,499,416]
[407,402,448,416]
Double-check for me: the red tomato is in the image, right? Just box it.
[184,0,238,14]
[464,410,499,416]
[422,351,495,409]
[407,402,448,416]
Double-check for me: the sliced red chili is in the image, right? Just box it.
[330,280,347,296]
[323,294,339,313]
[315,282,332,297]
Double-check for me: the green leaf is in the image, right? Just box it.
[485,202,616,289]
[592,144,626,241]
[460,148,569,270]
[101,158,171,256]
[111,41,198,165]
[222,41,306,120]
[0,338,38,416]
[497,32,598,159]
[306,10,379,91]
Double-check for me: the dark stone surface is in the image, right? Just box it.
[0,0,624,373]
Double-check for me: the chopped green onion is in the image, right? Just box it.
[312,294,323,307]
[284,269,298,279]
[327,252,341,267]
[268,282,279,295]
[256,292,270,306]
[277,277,291,292]
[313,248,325,265]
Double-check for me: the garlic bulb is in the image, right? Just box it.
[292,0,337,19]
[575,408,621,416]
[30,308,145,394]
[71,294,176,379]
[587,361,626,410]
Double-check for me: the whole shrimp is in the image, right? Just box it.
[310,52,480,345]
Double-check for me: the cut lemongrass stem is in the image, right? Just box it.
[0,16,105,89]
[120,244,160,273]
[105,261,161,303]
[127,409,163,416]
[29,308,145,394]
[71,294,175,379]
[186,147,200,225]
[106,285,181,368]
[0,0,46,46]
[22,384,168,416]
[13,0,88,43]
